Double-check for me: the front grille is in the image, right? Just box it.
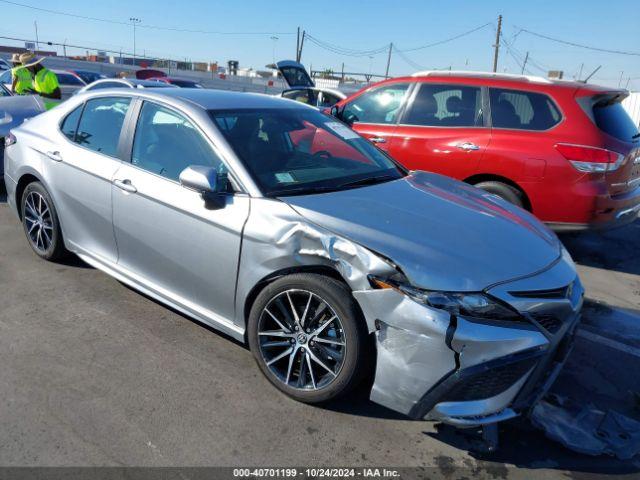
[530,313,563,333]
[441,358,537,402]
[509,286,568,299]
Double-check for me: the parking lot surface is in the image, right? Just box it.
[1,186,639,477]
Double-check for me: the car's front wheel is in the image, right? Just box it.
[248,273,370,404]
[21,181,67,261]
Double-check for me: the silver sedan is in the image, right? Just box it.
[3,88,583,427]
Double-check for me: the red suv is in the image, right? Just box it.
[330,71,640,230]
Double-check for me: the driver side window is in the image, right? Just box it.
[342,83,411,125]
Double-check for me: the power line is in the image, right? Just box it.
[397,22,493,52]
[0,0,294,35]
[517,27,640,57]
[305,34,389,57]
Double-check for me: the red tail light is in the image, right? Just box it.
[555,143,623,173]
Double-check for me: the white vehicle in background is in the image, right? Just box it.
[271,60,346,109]
[75,78,177,95]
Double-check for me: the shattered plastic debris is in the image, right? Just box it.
[531,394,640,460]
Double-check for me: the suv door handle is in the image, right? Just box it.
[456,142,480,151]
[113,179,137,193]
[46,151,63,162]
[369,137,387,144]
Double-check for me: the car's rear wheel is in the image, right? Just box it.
[21,182,67,261]
[248,273,369,404]
[475,181,525,209]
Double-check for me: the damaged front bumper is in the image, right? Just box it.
[354,255,583,428]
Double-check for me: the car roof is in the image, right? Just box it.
[131,88,310,110]
[378,70,624,94]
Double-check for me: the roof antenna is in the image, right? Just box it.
[582,65,601,83]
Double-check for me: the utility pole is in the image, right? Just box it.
[296,27,300,62]
[385,42,393,78]
[63,39,67,58]
[130,17,141,64]
[492,14,502,73]
[521,51,529,74]
[341,62,344,82]
[34,21,39,51]
[618,71,624,87]
[298,30,305,62]
[577,63,584,81]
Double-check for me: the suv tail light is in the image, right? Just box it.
[4,132,16,147]
[555,143,623,173]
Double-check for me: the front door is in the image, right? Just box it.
[342,81,413,154]
[111,100,249,322]
[45,96,132,263]
[387,83,490,180]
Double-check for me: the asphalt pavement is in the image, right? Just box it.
[1,185,639,478]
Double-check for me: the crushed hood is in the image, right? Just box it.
[282,171,561,292]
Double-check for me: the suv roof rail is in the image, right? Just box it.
[410,70,553,84]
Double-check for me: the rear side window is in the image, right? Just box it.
[490,88,561,130]
[75,97,131,157]
[592,99,639,142]
[60,104,84,141]
[403,83,483,127]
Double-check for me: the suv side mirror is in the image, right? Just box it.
[330,105,341,118]
[179,165,219,194]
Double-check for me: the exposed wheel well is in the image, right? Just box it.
[464,174,532,212]
[15,174,40,219]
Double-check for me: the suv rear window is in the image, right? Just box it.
[490,88,561,130]
[592,97,639,142]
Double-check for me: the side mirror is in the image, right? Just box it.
[179,165,220,194]
[330,105,341,118]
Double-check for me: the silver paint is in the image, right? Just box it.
[4,88,582,427]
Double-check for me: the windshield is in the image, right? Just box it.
[210,108,406,196]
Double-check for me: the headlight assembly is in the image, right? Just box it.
[369,275,521,321]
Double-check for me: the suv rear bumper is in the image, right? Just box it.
[547,186,640,231]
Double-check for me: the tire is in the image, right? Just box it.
[248,273,370,404]
[474,180,525,209]
[20,181,67,261]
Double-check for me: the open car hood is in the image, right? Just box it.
[273,60,315,88]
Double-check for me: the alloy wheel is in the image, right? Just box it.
[257,289,347,391]
[24,191,53,253]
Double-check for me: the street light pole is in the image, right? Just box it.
[270,35,279,64]
[129,17,141,65]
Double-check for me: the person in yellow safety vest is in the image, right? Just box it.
[19,52,61,110]
[10,53,34,95]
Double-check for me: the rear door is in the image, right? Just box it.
[275,60,315,88]
[46,96,132,262]
[342,81,413,153]
[386,82,488,179]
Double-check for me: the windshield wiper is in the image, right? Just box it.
[270,185,343,197]
[337,174,399,189]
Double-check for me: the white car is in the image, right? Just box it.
[272,60,346,109]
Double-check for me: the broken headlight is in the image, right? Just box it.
[369,276,521,321]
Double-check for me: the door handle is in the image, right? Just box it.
[46,151,63,162]
[456,142,480,151]
[369,137,387,144]
[113,179,137,193]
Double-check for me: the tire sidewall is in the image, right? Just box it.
[248,274,366,403]
[476,181,523,208]
[21,182,63,260]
